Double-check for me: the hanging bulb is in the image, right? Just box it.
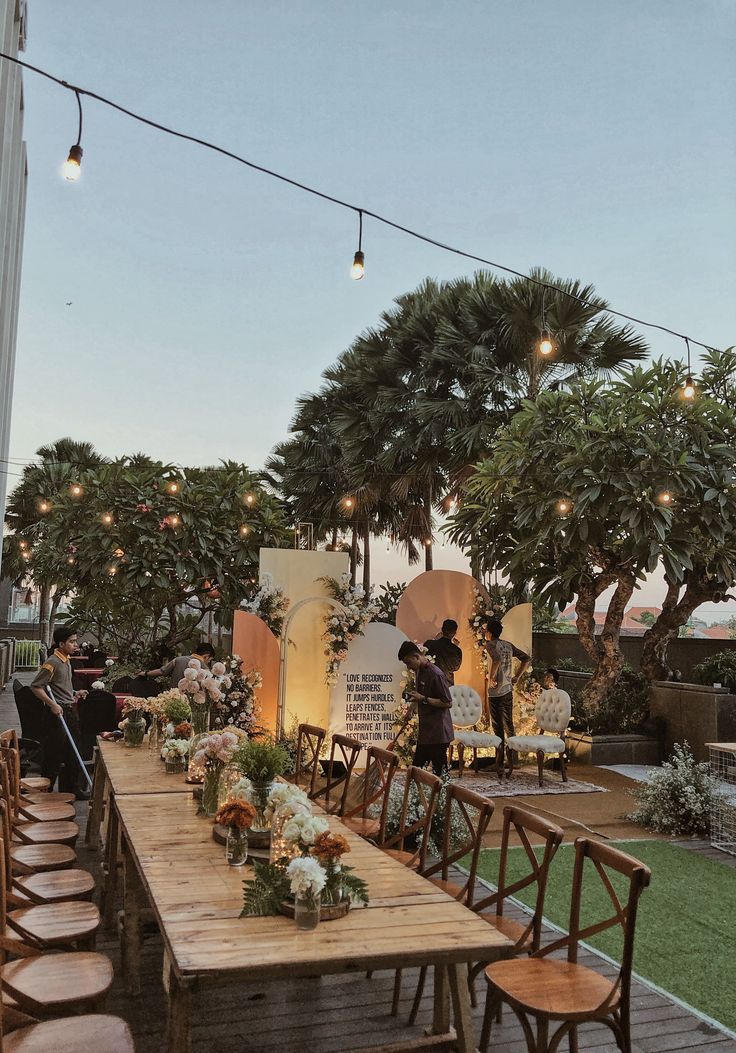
[67,556,76,565]
[424,538,432,547]
[168,514,181,527]
[556,498,572,515]
[682,375,696,400]
[166,481,179,495]
[243,493,256,507]
[38,499,51,514]
[657,490,674,506]
[239,524,250,537]
[107,565,117,577]
[63,144,83,181]
[539,329,553,356]
[101,512,114,526]
[343,496,354,511]
[69,483,83,498]
[18,539,28,550]
[351,250,365,280]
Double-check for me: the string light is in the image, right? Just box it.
[243,493,256,507]
[556,498,572,515]
[107,565,117,577]
[538,288,553,356]
[69,483,83,498]
[18,539,28,550]
[0,51,723,360]
[62,90,83,181]
[168,514,181,527]
[37,498,51,513]
[681,337,696,400]
[342,496,354,512]
[657,490,674,506]
[166,481,180,494]
[424,538,432,547]
[351,210,365,280]
[100,512,114,526]
[239,524,250,537]
[67,556,75,565]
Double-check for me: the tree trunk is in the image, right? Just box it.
[362,521,371,593]
[424,490,434,571]
[583,572,635,709]
[350,529,358,586]
[640,576,719,682]
[48,590,62,644]
[331,526,338,550]
[38,584,51,648]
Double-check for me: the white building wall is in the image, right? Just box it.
[0,0,28,580]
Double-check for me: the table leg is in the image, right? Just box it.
[85,750,105,849]
[101,795,119,930]
[448,961,478,1053]
[166,965,192,1053]
[122,834,147,995]
[431,963,450,1035]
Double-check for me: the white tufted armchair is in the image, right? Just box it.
[505,687,571,786]
[449,685,502,778]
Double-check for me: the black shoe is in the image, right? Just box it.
[75,788,91,801]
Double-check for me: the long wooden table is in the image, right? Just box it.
[114,791,513,1053]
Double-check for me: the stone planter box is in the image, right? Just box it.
[565,731,662,766]
[649,682,736,763]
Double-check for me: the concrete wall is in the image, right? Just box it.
[533,631,736,682]
[649,683,736,763]
[0,1,28,582]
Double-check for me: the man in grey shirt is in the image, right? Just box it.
[141,641,215,684]
[30,625,88,797]
[483,616,530,749]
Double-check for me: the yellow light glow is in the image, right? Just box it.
[682,376,696,400]
[101,512,114,525]
[38,499,50,513]
[62,145,83,181]
[113,547,125,558]
[166,481,179,494]
[239,524,250,537]
[343,496,354,510]
[244,493,256,506]
[70,484,83,497]
[556,498,572,515]
[351,251,365,280]
[168,515,180,527]
[657,490,673,506]
[108,565,117,577]
[67,556,75,565]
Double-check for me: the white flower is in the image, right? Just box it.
[105,659,114,667]
[183,668,198,681]
[187,659,202,670]
[211,661,226,676]
[287,856,326,898]
[91,680,106,690]
[282,813,329,846]
[230,776,253,803]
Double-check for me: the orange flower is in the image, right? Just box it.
[215,799,256,830]
[174,721,193,738]
[310,831,350,862]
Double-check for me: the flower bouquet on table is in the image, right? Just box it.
[178,659,223,735]
[310,830,368,908]
[215,798,257,867]
[160,737,190,774]
[211,655,262,733]
[118,697,149,748]
[191,730,243,817]
[232,738,291,832]
[153,689,192,737]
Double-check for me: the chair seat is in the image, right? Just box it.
[342,816,380,839]
[19,801,76,822]
[479,912,532,948]
[454,731,501,749]
[14,868,95,904]
[4,1015,134,1053]
[13,821,79,846]
[21,791,76,805]
[485,958,618,1019]
[8,901,100,946]
[1,952,113,1014]
[505,734,566,753]
[11,843,76,872]
[19,777,50,792]
[382,849,419,869]
[428,877,465,899]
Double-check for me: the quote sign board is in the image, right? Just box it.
[329,622,409,751]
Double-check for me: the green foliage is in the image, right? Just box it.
[241,861,290,916]
[569,668,650,734]
[337,868,370,906]
[692,651,736,692]
[373,582,406,625]
[233,738,290,783]
[554,657,593,672]
[627,743,717,835]
[160,695,192,725]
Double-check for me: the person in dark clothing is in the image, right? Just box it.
[30,625,88,798]
[483,616,530,748]
[390,641,454,776]
[423,619,463,685]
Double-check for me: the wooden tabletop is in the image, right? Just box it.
[115,791,512,982]
[96,738,194,796]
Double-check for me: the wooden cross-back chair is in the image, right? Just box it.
[0,755,76,875]
[0,825,99,954]
[0,799,94,907]
[399,784,496,1023]
[481,837,652,1053]
[379,766,442,872]
[0,761,78,850]
[342,745,400,842]
[291,724,326,797]
[310,734,363,816]
[0,748,75,823]
[0,732,49,798]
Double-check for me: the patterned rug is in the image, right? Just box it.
[447,769,606,798]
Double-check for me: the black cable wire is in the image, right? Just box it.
[0,50,724,355]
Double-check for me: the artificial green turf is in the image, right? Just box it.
[471,840,736,1031]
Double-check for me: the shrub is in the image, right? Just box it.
[233,738,290,783]
[568,667,650,735]
[554,657,593,673]
[382,772,468,857]
[692,651,736,693]
[627,742,717,836]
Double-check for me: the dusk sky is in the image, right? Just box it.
[6,1,736,612]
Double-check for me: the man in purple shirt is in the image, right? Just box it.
[391,641,454,776]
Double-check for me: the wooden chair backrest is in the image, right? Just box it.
[472,804,564,951]
[0,797,14,891]
[293,724,326,797]
[0,747,20,817]
[310,734,363,815]
[381,766,442,871]
[0,731,18,751]
[0,760,15,825]
[538,837,651,1015]
[342,746,399,840]
[422,783,495,902]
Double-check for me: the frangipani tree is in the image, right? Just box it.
[449,354,736,707]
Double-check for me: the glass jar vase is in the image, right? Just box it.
[225,826,249,866]
[250,780,274,832]
[294,893,320,931]
[123,713,146,748]
[190,703,211,736]
[164,755,186,775]
[201,761,223,817]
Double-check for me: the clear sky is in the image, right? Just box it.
[6,0,736,611]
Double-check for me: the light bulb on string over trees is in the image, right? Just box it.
[555,497,572,516]
[351,210,365,280]
[681,338,696,401]
[62,90,84,181]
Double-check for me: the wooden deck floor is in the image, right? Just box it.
[3,670,736,1052]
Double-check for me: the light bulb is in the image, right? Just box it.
[539,329,553,356]
[63,144,83,181]
[168,514,180,527]
[70,484,83,497]
[101,512,114,526]
[113,547,125,558]
[682,376,696,400]
[343,497,354,510]
[166,481,179,494]
[22,551,31,560]
[67,556,75,565]
[244,493,255,507]
[108,565,117,577]
[424,538,432,547]
[18,540,28,550]
[351,250,365,281]
[239,524,250,537]
[38,499,50,513]
[556,498,572,515]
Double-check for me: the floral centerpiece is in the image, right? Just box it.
[215,798,257,867]
[160,737,189,774]
[154,689,192,736]
[286,856,326,929]
[211,655,262,733]
[232,738,291,831]
[310,830,367,906]
[178,659,223,734]
[192,730,242,817]
[240,573,290,636]
[319,574,380,686]
[119,697,149,747]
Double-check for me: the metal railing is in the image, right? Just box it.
[12,639,42,670]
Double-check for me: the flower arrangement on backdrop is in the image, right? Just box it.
[318,574,380,686]
[211,654,263,733]
[240,573,290,636]
[470,587,496,677]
